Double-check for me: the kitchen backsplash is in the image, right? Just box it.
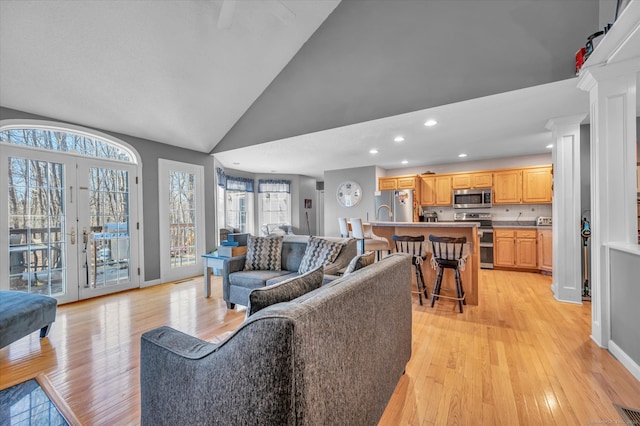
[421,204,552,222]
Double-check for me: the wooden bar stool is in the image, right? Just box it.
[428,235,467,313]
[392,235,428,305]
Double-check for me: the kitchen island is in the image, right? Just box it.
[368,221,480,306]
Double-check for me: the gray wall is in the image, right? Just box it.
[215,0,598,152]
[324,166,378,237]
[610,248,640,368]
[1,106,216,282]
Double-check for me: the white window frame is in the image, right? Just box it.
[158,159,205,282]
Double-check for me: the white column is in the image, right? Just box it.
[577,61,638,347]
[546,115,586,304]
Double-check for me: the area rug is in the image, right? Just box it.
[0,373,80,426]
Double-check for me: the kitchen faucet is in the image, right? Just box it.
[376,204,393,220]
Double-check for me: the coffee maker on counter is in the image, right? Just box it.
[419,208,438,222]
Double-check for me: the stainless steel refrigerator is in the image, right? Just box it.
[374,189,415,222]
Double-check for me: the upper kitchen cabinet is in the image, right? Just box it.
[493,169,522,204]
[378,177,398,191]
[522,166,553,203]
[493,165,553,204]
[378,174,418,191]
[435,175,452,205]
[419,176,436,205]
[451,172,493,189]
[471,172,493,188]
[419,175,451,206]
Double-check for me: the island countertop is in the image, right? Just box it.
[369,221,480,306]
[367,220,480,228]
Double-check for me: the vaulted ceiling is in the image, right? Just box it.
[1,1,609,179]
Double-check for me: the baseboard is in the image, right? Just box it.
[141,279,162,288]
[608,340,640,382]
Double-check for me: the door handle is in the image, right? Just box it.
[83,228,88,244]
[70,227,76,245]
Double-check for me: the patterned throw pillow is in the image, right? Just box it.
[246,266,324,317]
[243,235,283,271]
[343,251,375,276]
[298,236,345,274]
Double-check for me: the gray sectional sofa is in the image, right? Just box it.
[140,253,413,426]
[222,235,357,309]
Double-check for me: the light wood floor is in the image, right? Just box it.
[2,270,639,425]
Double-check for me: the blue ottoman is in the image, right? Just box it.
[0,291,57,349]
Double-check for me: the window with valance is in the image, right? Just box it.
[258,179,290,193]
[258,179,291,229]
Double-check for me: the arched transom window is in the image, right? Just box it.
[0,127,136,163]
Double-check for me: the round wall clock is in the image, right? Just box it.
[336,180,362,207]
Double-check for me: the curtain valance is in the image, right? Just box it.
[258,179,291,193]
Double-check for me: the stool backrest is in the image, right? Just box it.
[392,235,426,259]
[349,218,365,239]
[428,235,467,261]
[338,217,350,238]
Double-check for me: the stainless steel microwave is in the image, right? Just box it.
[453,189,492,209]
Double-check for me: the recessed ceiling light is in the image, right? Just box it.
[401,160,408,165]
[232,162,240,165]
[394,136,405,142]
[546,144,553,149]
[370,149,379,154]
[458,153,467,158]
[424,119,438,127]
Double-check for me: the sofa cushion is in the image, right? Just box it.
[229,270,294,289]
[343,251,376,275]
[298,237,345,274]
[244,235,283,271]
[246,266,324,317]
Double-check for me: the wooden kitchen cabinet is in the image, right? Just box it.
[493,170,521,204]
[419,176,436,205]
[378,177,397,191]
[451,172,492,189]
[494,229,516,267]
[378,174,418,191]
[516,230,538,268]
[397,175,418,189]
[522,166,553,203]
[434,175,452,205]
[419,175,451,206]
[537,228,553,273]
[471,172,493,188]
[451,174,471,189]
[493,228,537,269]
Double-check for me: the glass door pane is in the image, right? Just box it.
[2,147,78,304]
[158,159,204,282]
[169,170,197,268]
[7,157,66,296]
[77,160,138,299]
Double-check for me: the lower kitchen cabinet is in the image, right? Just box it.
[494,228,538,269]
[537,229,553,272]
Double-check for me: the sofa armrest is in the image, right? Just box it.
[222,255,246,303]
[323,239,357,275]
[141,320,297,425]
[141,326,218,360]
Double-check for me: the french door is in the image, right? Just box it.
[1,146,139,303]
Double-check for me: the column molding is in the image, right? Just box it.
[545,115,586,304]
[577,67,638,347]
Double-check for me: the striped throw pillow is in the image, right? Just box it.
[243,235,283,271]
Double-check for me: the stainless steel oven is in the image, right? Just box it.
[453,212,493,269]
